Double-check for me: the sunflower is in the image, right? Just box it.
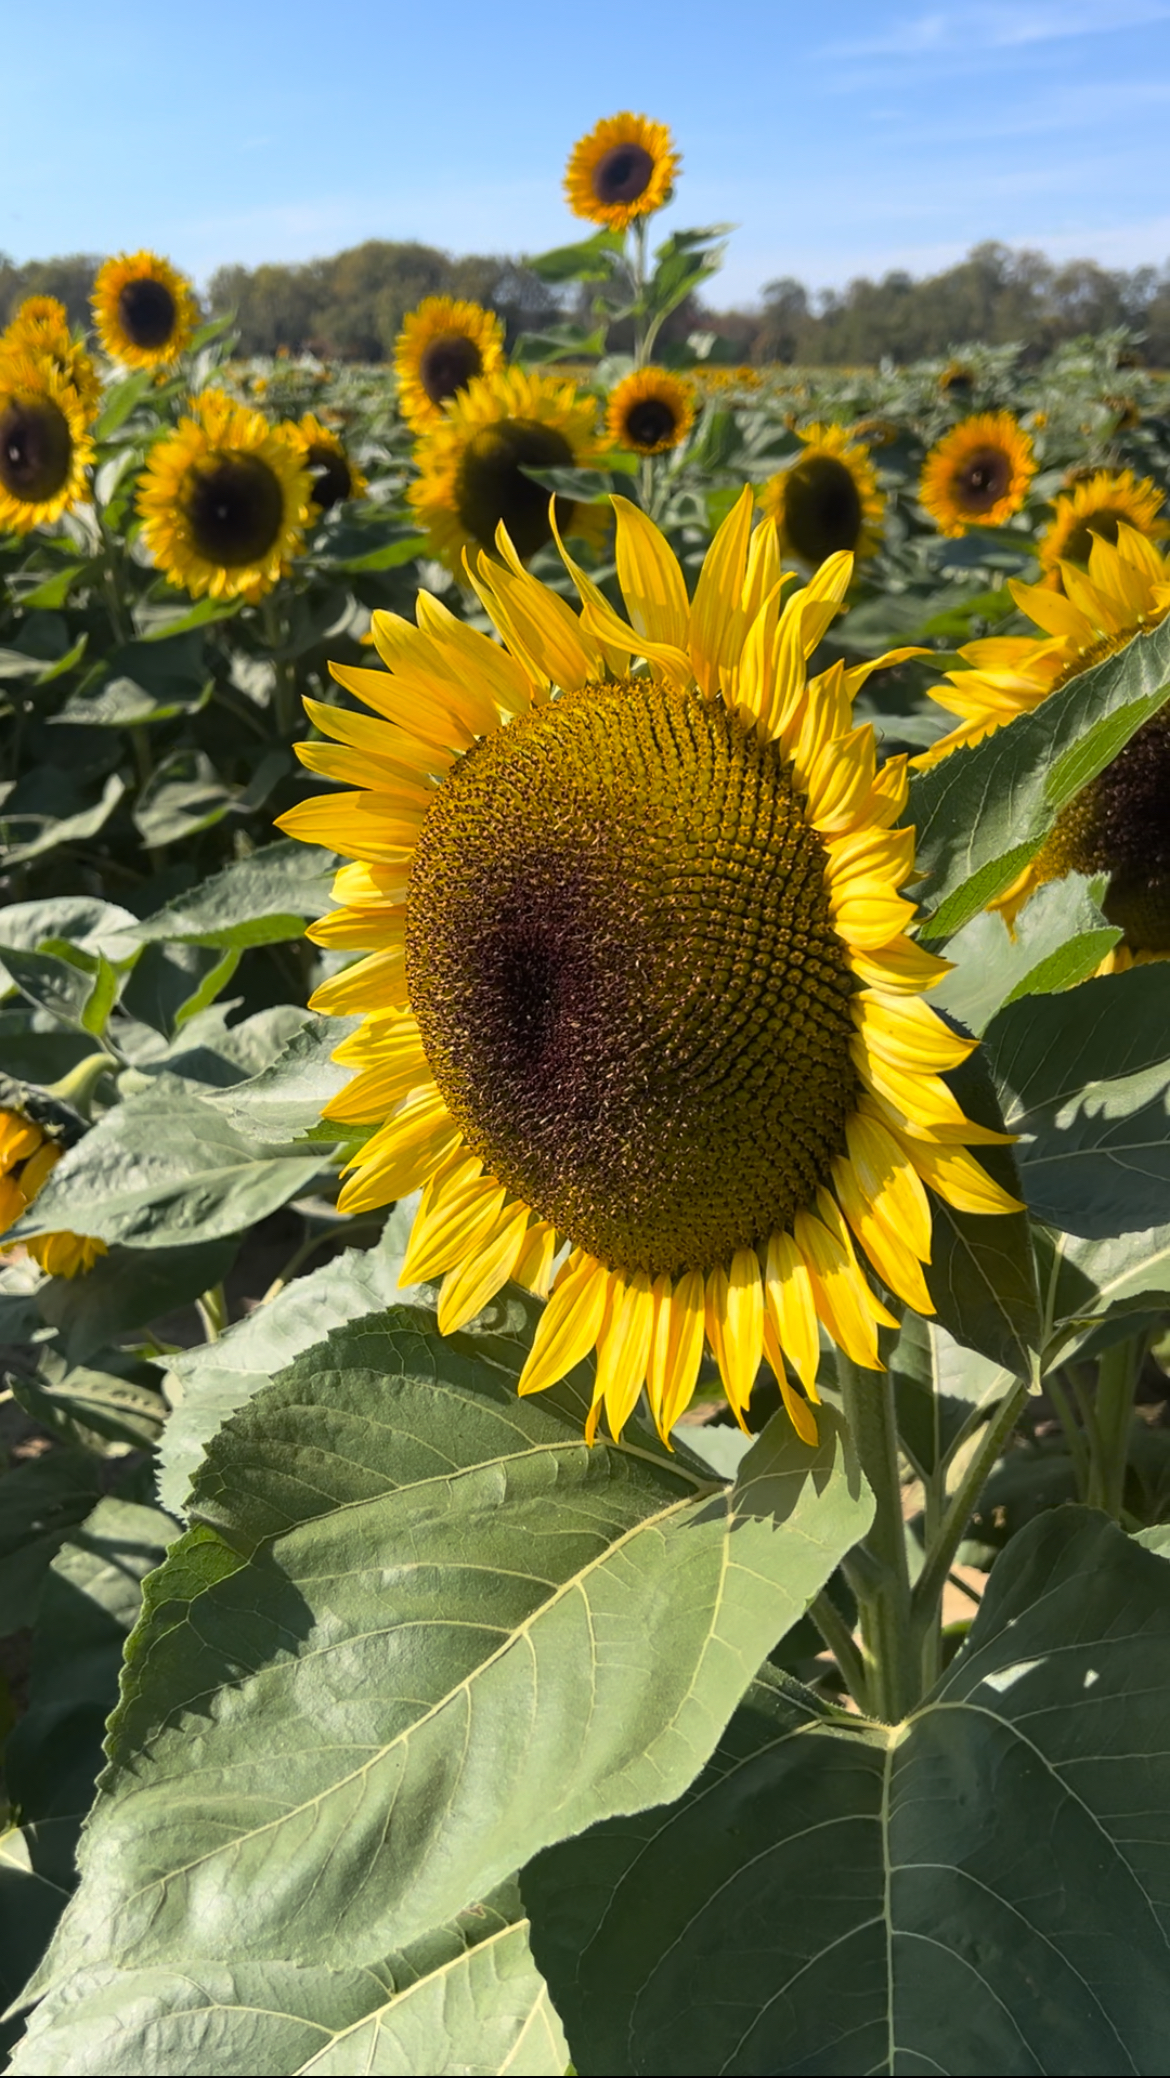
[0,296,101,417]
[1039,468,1166,578]
[294,413,368,513]
[408,365,608,571]
[136,390,312,603]
[760,423,884,569]
[394,297,506,431]
[607,367,694,455]
[278,490,1018,1446]
[91,250,197,369]
[938,361,975,396]
[0,355,94,535]
[918,526,1170,954]
[919,412,1035,537]
[0,1096,105,1279]
[564,113,679,230]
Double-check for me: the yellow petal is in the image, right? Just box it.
[276,792,424,866]
[294,739,436,801]
[437,1200,532,1333]
[854,991,975,1074]
[832,1155,934,1315]
[518,1253,610,1398]
[760,1313,820,1445]
[469,545,602,694]
[850,934,952,993]
[310,944,407,1014]
[900,1134,1024,1215]
[594,1270,655,1438]
[689,486,754,697]
[612,495,690,650]
[336,1087,460,1214]
[764,1230,821,1395]
[413,590,532,716]
[511,1220,559,1299]
[303,695,447,778]
[651,1269,707,1436]
[852,1043,1014,1145]
[307,904,406,951]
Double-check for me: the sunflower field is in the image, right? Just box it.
[4,117,1170,2078]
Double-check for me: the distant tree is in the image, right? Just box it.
[0,253,103,330]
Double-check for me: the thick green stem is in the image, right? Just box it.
[912,1381,1028,1634]
[836,1352,920,1723]
[263,598,298,740]
[808,1589,870,1713]
[1087,1334,1143,1520]
[1046,1369,1091,1498]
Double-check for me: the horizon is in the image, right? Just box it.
[2,1,1167,306]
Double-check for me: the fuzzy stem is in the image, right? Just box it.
[1087,1334,1143,1520]
[836,1352,920,1723]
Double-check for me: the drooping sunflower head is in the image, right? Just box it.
[91,250,197,369]
[606,367,694,456]
[136,389,312,603]
[564,112,679,230]
[938,361,975,396]
[0,355,94,535]
[0,1090,106,1279]
[919,411,1035,538]
[759,423,884,569]
[0,296,102,417]
[1039,468,1167,580]
[294,412,368,514]
[394,296,506,431]
[408,365,608,571]
[279,491,1018,1446]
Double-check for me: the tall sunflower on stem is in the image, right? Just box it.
[394,297,506,431]
[919,411,1035,537]
[137,389,312,603]
[760,424,884,570]
[92,250,197,370]
[0,354,94,535]
[280,490,1018,1448]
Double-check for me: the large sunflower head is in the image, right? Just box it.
[0,296,102,417]
[394,296,506,431]
[278,491,1018,1446]
[606,367,694,455]
[0,1091,106,1279]
[136,389,312,603]
[1039,468,1167,580]
[408,365,609,572]
[916,525,1170,956]
[919,411,1035,538]
[91,250,197,370]
[293,412,368,513]
[0,355,94,535]
[564,113,679,230]
[759,423,884,569]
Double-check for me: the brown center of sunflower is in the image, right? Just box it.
[406,677,858,1277]
[419,332,483,407]
[184,453,285,567]
[955,445,1011,513]
[1037,703,1170,952]
[117,276,177,351]
[624,397,679,452]
[783,454,863,564]
[1062,508,1128,565]
[591,142,654,206]
[456,417,576,560]
[0,397,73,503]
[306,440,352,511]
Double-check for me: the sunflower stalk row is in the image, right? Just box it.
[3,116,1170,2078]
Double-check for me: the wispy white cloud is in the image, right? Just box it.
[823,1,1170,61]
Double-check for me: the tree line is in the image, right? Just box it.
[3,237,1169,365]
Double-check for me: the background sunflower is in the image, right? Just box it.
[0,1098,105,1278]
[0,295,102,418]
[607,367,695,455]
[92,249,197,369]
[1039,466,1167,576]
[919,410,1035,536]
[393,296,506,430]
[408,364,608,569]
[294,412,368,512]
[564,112,679,230]
[760,422,884,567]
[0,354,94,533]
[136,389,311,601]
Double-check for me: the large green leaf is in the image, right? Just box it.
[984,964,1170,1237]
[930,872,1120,1036]
[129,840,336,951]
[525,1508,1170,2076]
[21,1298,872,2001]
[889,1309,1015,1477]
[923,1050,1038,1373]
[201,1013,356,1143]
[908,614,1170,939]
[1037,1222,1170,1363]
[0,1450,103,1633]
[6,1088,328,1250]
[8,1883,566,2077]
[36,1236,239,1363]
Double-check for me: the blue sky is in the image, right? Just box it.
[4,0,1168,305]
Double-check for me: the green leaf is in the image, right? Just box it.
[133,595,242,641]
[157,1213,416,1515]
[132,751,235,847]
[0,1452,103,1634]
[985,963,1170,1238]
[23,1299,872,1994]
[201,1013,356,1142]
[1038,1222,1170,1360]
[93,371,155,440]
[118,941,240,1039]
[8,1882,566,2077]
[930,872,1120,1035]
[527,229,625,282]
[520,463,615,504]
[0,774,127,868]
[37,1237,239,1365]
[129,840,336,950]
[325,531,429,574]
[924,1050,1039,1372]
[889,1310,1015,1477]
[524,1507,1170,2076]
[0,897,139,977]
[7,1089,328,1251]
[908,614,1170,939]
[12,1351,170,1456]
[0,948,107,1033]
